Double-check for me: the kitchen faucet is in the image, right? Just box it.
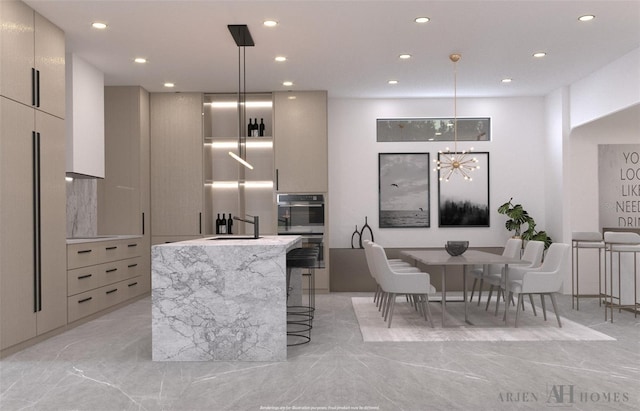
[233,214,260,239]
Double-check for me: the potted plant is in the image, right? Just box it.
[497,198,552,249]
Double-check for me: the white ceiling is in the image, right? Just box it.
[25,0,640,98]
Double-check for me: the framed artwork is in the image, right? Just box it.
[438,151,490,227]
[378,153,430,228]
[377,117,491,142]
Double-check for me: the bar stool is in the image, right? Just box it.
[603,231,640,322]
[571,232,605,310]
[286,247,319,346]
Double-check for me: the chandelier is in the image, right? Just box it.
[434,53,478,181]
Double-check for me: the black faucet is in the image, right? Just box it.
[233,215,260,238]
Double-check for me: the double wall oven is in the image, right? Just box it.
[277,194,325,262]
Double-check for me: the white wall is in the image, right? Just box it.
[328,97,547,249]
[570,47,640,128]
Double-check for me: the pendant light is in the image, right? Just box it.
[434,53,478,181]
[228,24,254,170]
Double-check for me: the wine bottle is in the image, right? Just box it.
[220,213,227,234]
[259,118,265,136]
[215,213,221,234]
[252,118,259,137]
[247,119,253,137]
[227,213,233,235]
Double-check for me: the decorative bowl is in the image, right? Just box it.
[445,241,469,256]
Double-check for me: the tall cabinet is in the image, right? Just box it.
[150,93,204,244]
[98,86,151,292]
[0,0,67,352]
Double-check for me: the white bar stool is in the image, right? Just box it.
[603,231,640,322]
[571,232,605,310]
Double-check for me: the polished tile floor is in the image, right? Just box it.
[1,293,638,411]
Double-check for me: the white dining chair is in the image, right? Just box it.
[469,238,522,307]
[485,240,545,315]
[369,243,436,328]
[505,243,570,327]
[362,240,419,309]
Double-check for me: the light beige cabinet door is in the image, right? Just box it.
[99,87,143,235]
[0,0,35,104]
[34,11,65,119]
[0,97,37,350]
[150,93,203,236]
[0,99,67,351]
[35,109,67,335]
[274,91,328,193]
[0,3,64,119]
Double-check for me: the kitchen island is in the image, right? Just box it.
[152,235,301,362]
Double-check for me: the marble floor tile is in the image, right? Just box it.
[0,293,638,411]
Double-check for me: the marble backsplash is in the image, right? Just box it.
[66,178,97,238]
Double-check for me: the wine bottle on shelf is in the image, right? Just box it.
[259,118,265,136]
[220,214,227,234]
[215,213,221,234]
[227,213,233,235]
[252,118,259,137]
[247,119,253,137]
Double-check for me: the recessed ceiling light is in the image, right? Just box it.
[399,54,411,60]
[134,58,147,64]
[578,14,595,22]
[388,80,398,85]
[164,82,175,88]
[533,52,547,58]
[275,56,287,62]
[282,81,293,87]
[264,20,278,27]
[91,22,107,29]
[502,78,513,83]
[415,17,430,24]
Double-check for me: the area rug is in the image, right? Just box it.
[351,297,615,342]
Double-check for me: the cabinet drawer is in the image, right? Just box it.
[122,241,142,259]
[122,276,145,300]
[98,240,122,263]
[67,243,99,269]
[68,288,105,323]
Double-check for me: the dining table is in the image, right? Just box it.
[400,249,527,327]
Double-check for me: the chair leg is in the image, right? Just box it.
[515,293,523,328]
[494,288,501,316]
[540,294,547,321]
[477,278,484,306]
[470,278,478,302]
[384,293,392,321]
[425,295,434,328]
[549,293,562,328]
[529,294,537,317]
[387,293,396,328]
[485,285,494,311]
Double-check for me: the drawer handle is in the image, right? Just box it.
[128,282,138,287]
[106,268,118,273]
[106,246,117,250]
[128,263,138,268]
[78,274,93,279]
[128,243,138,248]
[78,297,92,303]
[77,249,92,254]
[106,288,118,294]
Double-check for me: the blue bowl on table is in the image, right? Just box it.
[445,241,469,256]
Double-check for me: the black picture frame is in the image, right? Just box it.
[377,117,491,142]
[438,151,490,227]
[378,153,430,228]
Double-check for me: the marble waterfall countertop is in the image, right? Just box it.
[151,235,302,362]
